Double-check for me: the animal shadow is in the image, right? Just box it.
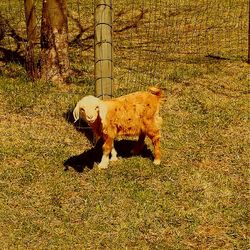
[63,108,153,172]
[64,139,153,172]
[64,108,94,142]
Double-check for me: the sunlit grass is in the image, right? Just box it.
[0,58,249,248]
[0,0,249,248]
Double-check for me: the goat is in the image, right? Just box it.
[73,87,163,169]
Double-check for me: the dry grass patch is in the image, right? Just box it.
[0,0,249,245]
[1,59,249,248]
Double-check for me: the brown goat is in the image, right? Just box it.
[73,87,163,169]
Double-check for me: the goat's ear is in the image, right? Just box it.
[95,105,100,112]
[73,103,80,122]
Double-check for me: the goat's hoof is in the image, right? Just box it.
[110,156,118,162]
[153,159,161,165]
[97,163,109,169]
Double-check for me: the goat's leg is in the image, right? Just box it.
[110,142,118,162]
[131,132,146,155]
[98,136,113,169]
[152,136,161,165]
[148,131,161,165]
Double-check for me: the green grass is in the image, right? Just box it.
[0,59,249,249]
[0,0,249,248]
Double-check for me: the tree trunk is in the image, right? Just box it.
[24,0,38,80]
[40,0,70,83]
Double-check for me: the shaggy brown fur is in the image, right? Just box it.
[73,87,163,169]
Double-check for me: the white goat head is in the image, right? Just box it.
[73,95,101,124]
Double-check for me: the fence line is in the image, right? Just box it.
[112,0,249,92]
[0,0,249,92]
[0,0,249,149]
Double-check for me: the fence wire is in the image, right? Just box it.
[112,0,249,92]
[0,0,249,143]
[0,1,248,88]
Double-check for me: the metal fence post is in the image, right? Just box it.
[94,0,113,99]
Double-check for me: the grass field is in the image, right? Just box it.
[0,60,249,249]
[0,0,249,249]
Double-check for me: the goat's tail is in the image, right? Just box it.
[148,86,162,97]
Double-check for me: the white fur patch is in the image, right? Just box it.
[153,159,161,165]
[73,95,102,123]
[110,148,118,161]
[98,154,109,169]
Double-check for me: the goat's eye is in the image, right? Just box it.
[80,108,85,113]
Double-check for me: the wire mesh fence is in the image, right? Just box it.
[0,0,248,90]
[0,0,249,159]
[112,0,249,92]
[0,0,249,116]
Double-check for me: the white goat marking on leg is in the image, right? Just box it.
[98,154,109,169]
[110,147,118,161]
